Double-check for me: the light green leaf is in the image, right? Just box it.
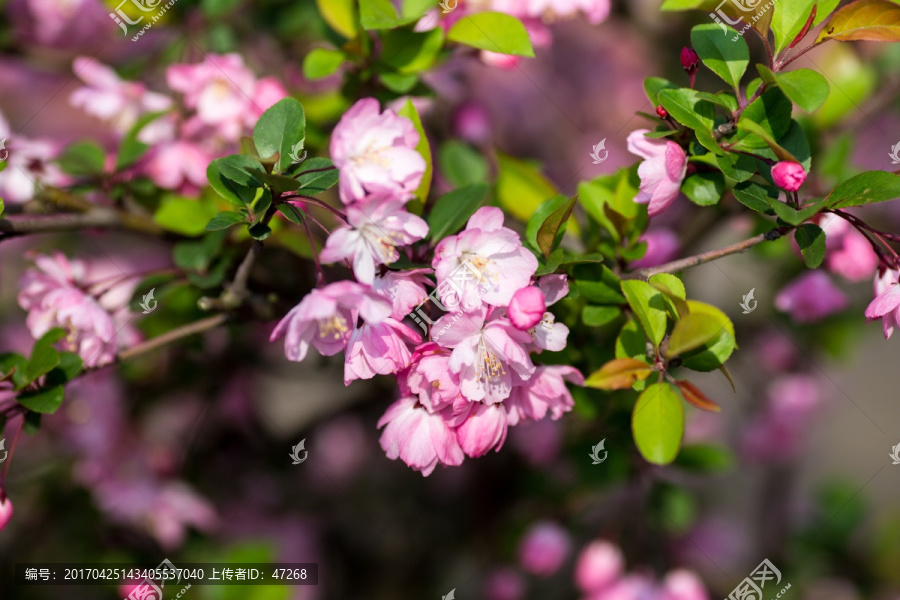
[690,23,749,89]
[585,358,654,390]
[316,0,357,37]
[496,152,558,223]
[253,98,306,174]
[681,300,736,372]
[658,89,721,155]
[632,382,684,465]
[644,77,678,106]
[758,65,829,113]
[668,313,725,357]
[398,99,432,206]
[826,170,900,208]
[682,172,725,207]
[154,195,220,236]
[621,280,668,350]
[771,0,816,53]
[447,12,535,57]
[359,0,415,29]
[303,48,345,80]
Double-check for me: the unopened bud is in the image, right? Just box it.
[656,105,668,119]
[680,47,700,72]
[771,161,807,192]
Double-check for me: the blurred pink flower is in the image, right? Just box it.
[70,56,173,141]
[452,101,492,145]
[311,416,368,482]
[456,402,508,457]
[575,540,624,594]
[18,252,135,367]
[755,330,798,372]
[377,396,465,476]
[774,271,848,323]
[0,497,13,531]
[0,112,70,204]
[627,130,687,217]
[269,281,391,362]
[508,286,546,330]
[660,570,709,600]
[434,306,535,404]
[742,375,822,463]
[344,318,421,384]
[510,418,563,465]
[330,98,425,205]
[518,521,571,577]
[588,574,659,600]
[485,567,526,600]
[819,216,878,282]
[865,268,900,339]
[319,197,429,284]
[771,161,807,192]
[142,140,211,193]
[433,207,538,310]
[631,230,680,270]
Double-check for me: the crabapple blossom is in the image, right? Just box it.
[406,343,462,413]
[433,207,538,310]
[142,140,212,193]
[484,568,526,600]
[864,268,900,339]
[372,269,431,320]
[518,521,572,577]
[508,286,546,330]
[627,129,688,217]
[329,98,426,205]
[319,197,429,284]
[343,317,422,384]
[820,217,878,282]
[575,540,625,594]
[506,365,582,425]
[0,112,70,204]
[456,402,508,457]
[660,570,709,600]
[377,396,465,476]
[775,271,848,323]
[269,281,392,362]
[771,161,807,192]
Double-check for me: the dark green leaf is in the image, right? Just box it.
[732,181,777,213]
[206,211,246,231]
[56,140,106,176]
[17,385,65,414]
[296,158,339,194]
[795,223,826,268]
[733,87,793,151]
[277,203,305,225]
[427,183,489,242]
[582,305,622,327]
[253,98,306,173]
[682,172,725,206]
[826,170,900,208]
[208,155,264,206]
[380,27,444,74]
[25,329,64,384]
[691,23,749,89]
[658,89,721,155]
[439,141,488,188]
[536,196,576,258]
[643,77,678,106]
[758,65,829,113]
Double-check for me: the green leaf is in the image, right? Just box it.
[208,155,264,206]
[154,195,219,236]
[244,167,303,195]
[643,77,678,106]
[0,354,29,390]
[717,152,757,182]
[578,168,641,241]
[296,158,339,194]
[632,382,684,465]
[206,211,246,231]
[690,23,749,89]
[680,300,736,372]
[649,273,689,318]
[735,118,800,163]
[615,319,649,361]
[359,0,403,28]
[668,313,726,357]
[658,89,721,155]
[316,0,357,37]
[585,358,654,390]
[277,203,305,225]
[398,99,432,206]
[766,195,825,226]
[757,65,829,113]
[17,386,65,414]
[771,0,816,53]
[56,140,106,176]
[732,181,777,213]
[825,170,900,208]
[682,172,725,207]
[427,183,489,241]
[380,27,444,74]
[581,305,622,327]
[53,352,83,383]
[380,72,419,93]
[620,280,668,350]
[675,444,734,472]
[496,152,558,223]
[795,223,826,268]
[696,91,739,112]
[303,48,345,79]
[248,222,272,240]
[536,196,576,258]
[439,141,488,188]
[816,0,900,43]
[447,12,535,57]
[25,329,65,384]
[117,111,168,169]
[173,230,228,272]
[733,87,793,151]
[253,98,306,174]
[573,266,627,305]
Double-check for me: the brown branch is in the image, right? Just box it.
[627,229,789,279]
[116,314,230,362]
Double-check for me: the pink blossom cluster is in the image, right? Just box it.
[271,98,582,475]
[0,109,71,204]
[18,251,142,367]
[68,53,286,195]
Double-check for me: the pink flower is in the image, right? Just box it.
[661,570,708,600]
[865,268,900,339]
[508,286,546,330]
[344,318,421,384]
[506,365,583,425]
[70,56,173,140]
[457,402,508,457]
[142,141,211,193]
[18,252,136,367]
[330,98,425,205]
[527,275,571,352]
[575,541,624,594]
[518,521,571,577]
[269,281,391,362]
[0,497,13,531]
[627,130,687,217]
[827,226,878,282]
[631,229,681,270]
[377,396,465,476]
[319,198,429,284]
[774,271,848,323]
[452,101,492,145]
[484,568,526,600]
[771,161,807,192]
[0,113,70,204]
[434,306,535,404]
[249,77,289,120]
[433,207,538,310]
[406,343,463,413]
[372,269,431,320]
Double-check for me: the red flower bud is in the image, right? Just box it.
[771,161,807,192]
[656,105,668,119]
[680,47,700,72]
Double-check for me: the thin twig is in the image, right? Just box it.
[116,314,230,362]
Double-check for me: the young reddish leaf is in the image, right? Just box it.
[585,358,655,390]
[817,0,900,43]
[675,380,721,413]
[537,196,576,258]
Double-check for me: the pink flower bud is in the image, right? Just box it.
[574,540,624,594]
[656,105,668,119]
[518,521,571,577]
[680,47,699,72]
[508,286,546,330]
[0,497,13,531]
[771,161,807,191]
